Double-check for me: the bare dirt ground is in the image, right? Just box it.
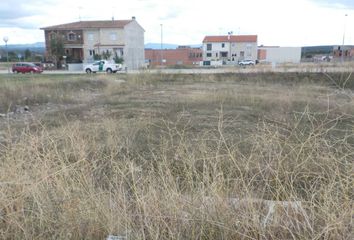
[1,72,353,146]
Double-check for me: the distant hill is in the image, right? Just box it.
[7,42,45,49]
[0,42,45,54]
[145,43,202,49]
[1,42,202,52]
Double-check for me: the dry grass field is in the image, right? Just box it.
[0,72,353,239]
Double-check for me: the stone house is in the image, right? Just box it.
[41,17,145,70]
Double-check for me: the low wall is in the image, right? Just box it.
[68,64,83,71]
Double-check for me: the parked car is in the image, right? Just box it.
[238,60,255,66]
[84,60,122,73]
[12,62,43,74]
[34,62,44,71]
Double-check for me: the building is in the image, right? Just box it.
[202,35,257,66]
[40,17,145,70]
[145,46,203,67]
[258,46,301,63]
[332,45,354,61]
[300,45,354,62]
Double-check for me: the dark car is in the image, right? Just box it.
[12,62,43,74]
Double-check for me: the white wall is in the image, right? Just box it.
[83,28,125,63]
[260,47,301,63]
[124,20,145,70]
[83,29,99,62]
[68,63,83,71]
[80,20,144,69]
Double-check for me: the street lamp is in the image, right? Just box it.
[228,31,233,63]
[3,36,9,73]
[160,24,163,67]
[341,14,348,63]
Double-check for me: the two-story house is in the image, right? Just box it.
[202,35,257,66]
[41,17,145,70]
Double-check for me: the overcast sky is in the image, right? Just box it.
[0,0,353,46]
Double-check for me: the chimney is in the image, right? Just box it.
[132,16,136,20]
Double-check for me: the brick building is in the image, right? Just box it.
[145,46,202,67]
[332,45,354,60]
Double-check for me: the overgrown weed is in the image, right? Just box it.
[0,72,353,239]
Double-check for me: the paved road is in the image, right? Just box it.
[0,70,84,75]
[0,65,352,75]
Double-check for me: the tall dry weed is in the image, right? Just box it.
[0,108,352,239]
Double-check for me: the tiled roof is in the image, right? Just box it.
[41,20,133,30]
[203,35,257,43]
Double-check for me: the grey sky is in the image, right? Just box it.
[0,0,353,46]
[310,0,354,9]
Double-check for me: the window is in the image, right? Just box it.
[207,44,212,51]
[221,52,228,57]
[67,32,76,41]
[240,51,245,57]
[110,33,117,41]
[222,43,225,48]
[206,53,212,57]
[50,33,56,40]
[216,53,218,58]
[88,33,94,41]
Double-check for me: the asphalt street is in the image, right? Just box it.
[0,65,352,75]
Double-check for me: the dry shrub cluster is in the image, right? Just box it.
[0,109,352,239]
[0,72,353,239]
[0,75,107,112]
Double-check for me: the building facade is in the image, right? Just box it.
[258,46,302,63]
[202,35,257,65]
[41,17,145,70]
[332,45,354,61]
[145,46,203,67]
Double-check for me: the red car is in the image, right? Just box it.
[12,62,43,74]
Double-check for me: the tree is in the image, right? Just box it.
[102,50,112,60]
[8,51,17,61]
[50,36,65,68]
[113,51,124,64]
[94,53,101,60]
[24,49,32,61]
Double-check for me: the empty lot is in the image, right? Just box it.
[0,72,353,239]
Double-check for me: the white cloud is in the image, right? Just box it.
[0,0,353,46]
